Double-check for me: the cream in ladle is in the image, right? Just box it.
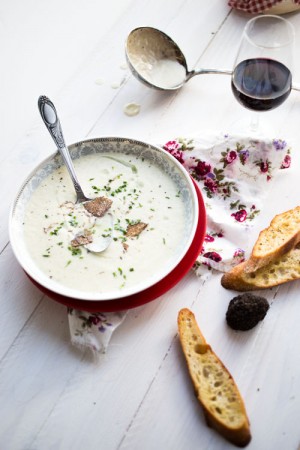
[125,27,231,91]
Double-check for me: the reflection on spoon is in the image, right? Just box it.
[125,26,231,91]
[81,213,114,254]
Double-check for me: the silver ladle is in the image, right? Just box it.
[126,27,300,92]
[125,27,231,91]
[38,95,113,253]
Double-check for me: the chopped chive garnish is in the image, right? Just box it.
[68,246,82,256]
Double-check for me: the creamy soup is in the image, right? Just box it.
[23,152,187,295]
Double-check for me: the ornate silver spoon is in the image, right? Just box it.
[38,95,113,253]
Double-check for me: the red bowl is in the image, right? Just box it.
[27,179,206,312]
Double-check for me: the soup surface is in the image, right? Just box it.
[23,152,187,295]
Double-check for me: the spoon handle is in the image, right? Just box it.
[38,96,88,202]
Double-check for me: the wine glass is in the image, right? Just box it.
[231,15,295,134]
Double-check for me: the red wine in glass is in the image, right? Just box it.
[232,58,292,112]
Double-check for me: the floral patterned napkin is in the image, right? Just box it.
[163,133,291,275]
[68,132,291,354]
[68,308,126,354]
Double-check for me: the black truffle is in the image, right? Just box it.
[226,293,269,331]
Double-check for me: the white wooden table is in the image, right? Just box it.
[1,1,300,449]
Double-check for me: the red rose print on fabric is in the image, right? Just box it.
[233,248,245,263]
[231,209,247,222]
[204,234,215,242]
[281,154,291,169]
[230,201,260,222]
[203,251,222,262]
[195,160,212,176]
[163,140,185,164]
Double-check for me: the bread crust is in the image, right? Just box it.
[221,262,262,291]
[221,248,300,291]
[244,206,300,273]
[178,308,251,447]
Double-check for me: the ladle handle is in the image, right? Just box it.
[38,96,87,202]
[187,69,300,92]
[187,68,233,81]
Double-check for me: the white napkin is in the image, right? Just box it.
[68,132,291,353]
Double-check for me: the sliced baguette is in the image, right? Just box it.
[178,308,251,447]
[244,206,300,273]
[222,248,300,291]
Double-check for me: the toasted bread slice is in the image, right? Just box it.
[222,248,300,291]
[244,206,300,273]
[178,308,251,447]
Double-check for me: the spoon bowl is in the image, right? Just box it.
[125,27,231,91]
